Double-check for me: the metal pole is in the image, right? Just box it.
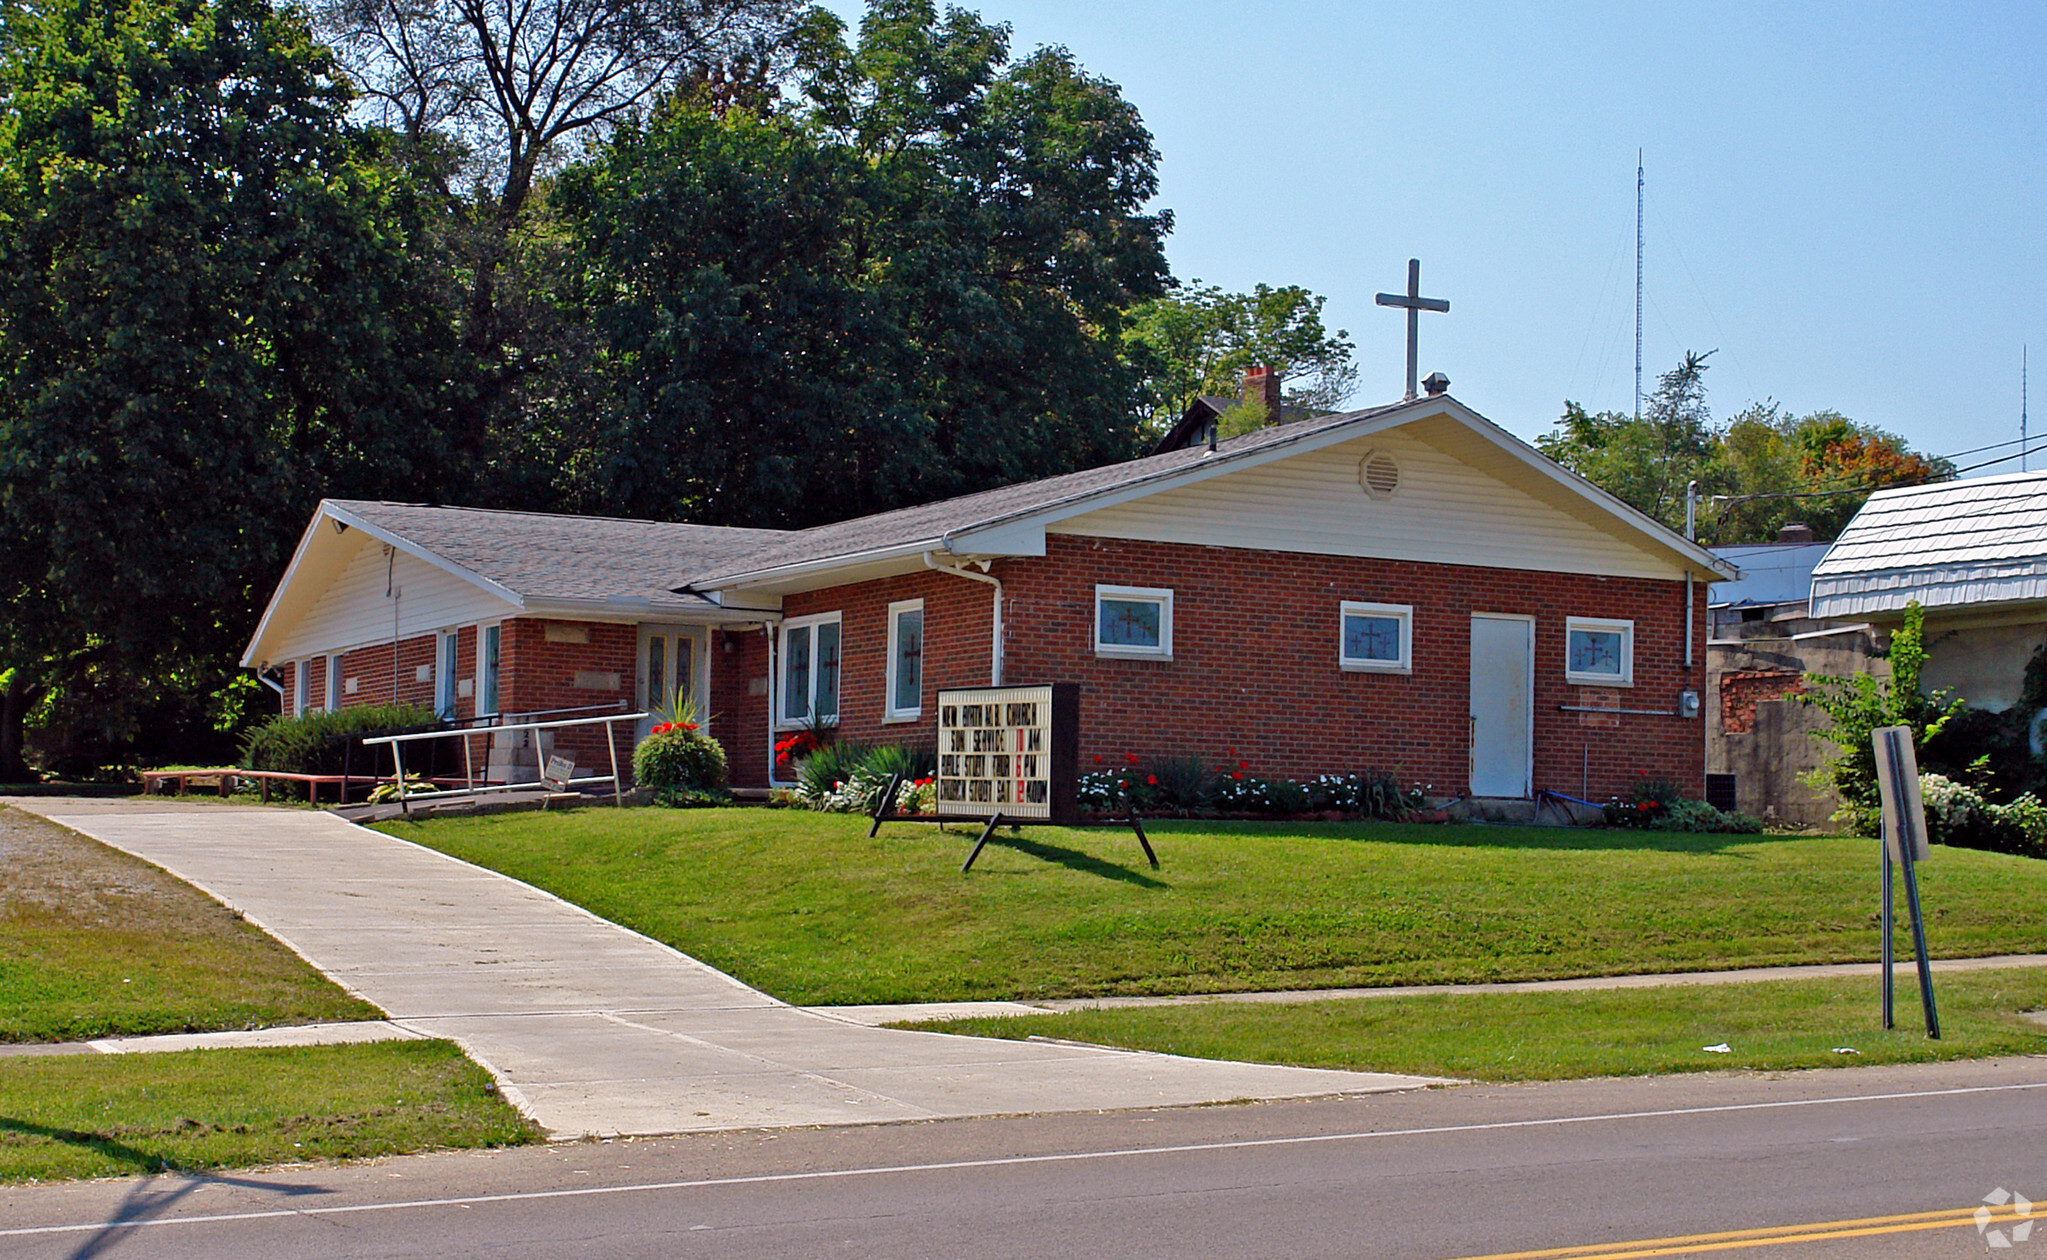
[1880,842,1894,1029]
[392,741,410,816]
[1897,821,1941,1039]
[606,717,623,807]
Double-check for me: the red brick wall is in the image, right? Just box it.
[782,566,997,760]
[1720,670,1805,735]
[712,627,772,787]
[786,535,1707,799]
[498,619,637,773]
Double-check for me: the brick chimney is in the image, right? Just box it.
[1242,365,1283,426]
[1777,522,1815,545]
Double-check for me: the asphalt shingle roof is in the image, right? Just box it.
[333,501,787,608]
[689,400,1411,585]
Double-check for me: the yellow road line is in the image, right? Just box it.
[1448,1204,2028,1259]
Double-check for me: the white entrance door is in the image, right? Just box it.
[1469,614,1534,798]
[637,625,708,739]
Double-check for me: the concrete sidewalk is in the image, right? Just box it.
[2,799,1437,1138]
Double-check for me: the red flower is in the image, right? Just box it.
[1232,771,1244,780]
[1146,774,1158,786]
[1125,753,1140,765]
[1093,755,1104,764]
[1238,760,1250,771]
[680,722,698,732]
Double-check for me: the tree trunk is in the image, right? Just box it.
[0,673,41,783]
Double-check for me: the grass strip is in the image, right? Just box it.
[898,968,2047,1082]
[379,809,2047,1005]
[0,806,378,1041]
[0,1040,540,1182]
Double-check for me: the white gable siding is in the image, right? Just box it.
[273,535,519,661]
[1047,431,1684,579]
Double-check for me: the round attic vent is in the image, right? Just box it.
[1359,449,1401,500]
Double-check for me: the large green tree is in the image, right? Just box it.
[1122,281,1357,434]
[553,0,1171,527]
[1536,352,1952,544]
[0,0,458,776]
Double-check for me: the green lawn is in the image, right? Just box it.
[0,806,377,1041]
[0,1040,538,1182]
[375,808,2047,1005]
[0,805,539,1180]
[902,968,2047,1082]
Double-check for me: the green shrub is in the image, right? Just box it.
[1920,772,1996,848]
[1990,794,2047,859]
[1212,774,1310,815]
[1140,754,1212,809]
[633,729,729,800]
[239,705,439,798]
[795,741,871,807]
[1800,601,1963,834]
[1306,771,1428,819]
[793,745,936,813]
[1649,798,1764,834]
[860,743,937,783]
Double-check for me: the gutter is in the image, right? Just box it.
[923,552,1003,686]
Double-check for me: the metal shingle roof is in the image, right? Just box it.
[1808,471,2047,616]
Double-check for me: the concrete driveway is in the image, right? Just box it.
[4,799,1438,1138]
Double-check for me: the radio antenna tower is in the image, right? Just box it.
[2025,346,2030,472]
[1634,151,1644,424]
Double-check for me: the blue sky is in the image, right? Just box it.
[821,1,2045,465]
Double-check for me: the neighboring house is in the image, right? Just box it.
[245,390,1733,798]
[1705,528,1875,828]
[1812,471,2047,720]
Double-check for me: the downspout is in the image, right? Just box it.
[923,552,1003,686]
[256,665,287,711]
[1684,480,1697,668]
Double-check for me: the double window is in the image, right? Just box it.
[1339,601,1412,673]
[779,613,841,726]
[1565,616,1634,686]
[886,600,924,720]
[1094,585,1173,660]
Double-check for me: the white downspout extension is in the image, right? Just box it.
[923,552,1003,686]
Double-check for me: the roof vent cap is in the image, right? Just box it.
[1422,372,1450,396]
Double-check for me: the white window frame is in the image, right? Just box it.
[475,622,502,717]
[777,612,842,728]
[436,629,460,718]
[1338,601,1413,674]
[293,659,310,716]
[1094,585,1174,660]
[325,653,343,711]
[1565,616,1635,687]
[885,599,925,722]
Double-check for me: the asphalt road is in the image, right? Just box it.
[2,1056,2042,1260]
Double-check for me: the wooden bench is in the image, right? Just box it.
[141,769,381,805]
